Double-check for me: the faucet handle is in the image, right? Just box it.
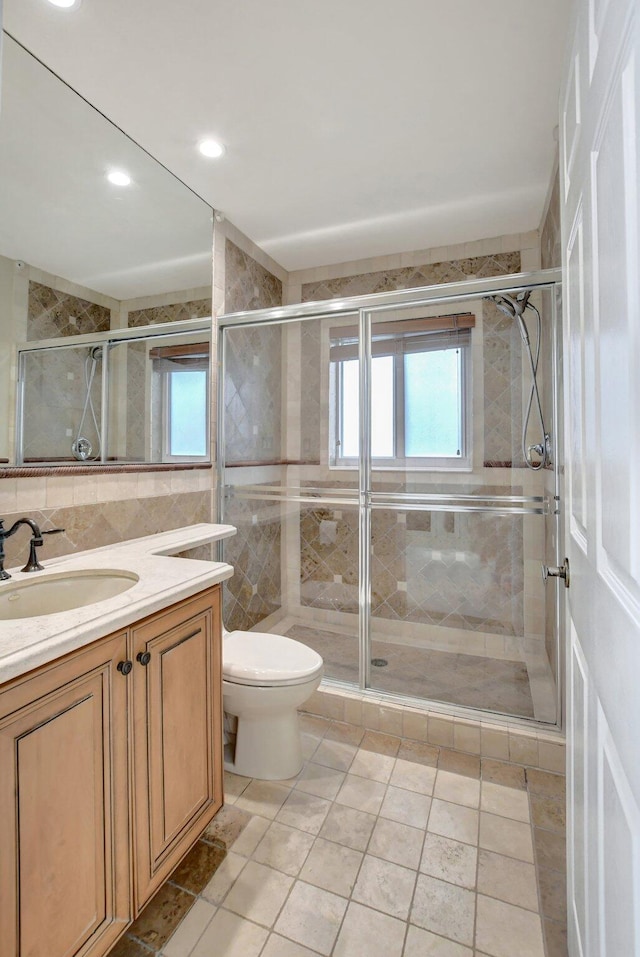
[42,528,65,535]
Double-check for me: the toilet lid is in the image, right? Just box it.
[223,631,324,686]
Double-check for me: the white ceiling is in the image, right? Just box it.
[3,0,571,273]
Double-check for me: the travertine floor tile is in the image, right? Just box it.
[222,860,293,927]
[360,730,401,756]
[403,924,473,956]
[411,873,476,946]
[530,793,565,831]
[235,780,291,819]
[204,804,252,849]
[190,908,267,957]
[274,881,348,956]
[333,901,406,957]
[352,854,416,920]
[389,757,436,795]
[107,937,151,957]
[335,773,387,814]
[428,799,479,845]
[481,781,530,822]
[433,770,480,808]
[261,933,322,957]
[349,748,396,783]
[223,771,250,801]
[325,721,364,747]
[479,812,534,862]
[299,837,363,897]
[438,749,481,780]
[276,789,332,834]
[352,855,416,920]
[537,865,567,923]
[252,821,314,876]
[298,715,331,738]
[475,894,545,957]
[397,739,439,767]
[128,882,194,951]
[312,738,357,772]
[128,727,567,957]
[420,832,477,888]
[170,841,226,894]
[201,852,246,904]
[162,899,216,957]
[380,784,431,828]
[533,826,566,873]
[368,817,425,870]
[526,768,565,799]
[481,758,526,790]
[477,849,538,911]
[318,803,377,851]
[295,762,345,800]
[543,917,569,957]
[231,815,270,857]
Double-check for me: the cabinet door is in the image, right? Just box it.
[132,587,222,906]
[0,633,130,957]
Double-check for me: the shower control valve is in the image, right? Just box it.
[542,558,570,588]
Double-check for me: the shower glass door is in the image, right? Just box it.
[219,277,561,727]
[361,295,560,724]
[220,315,362,684]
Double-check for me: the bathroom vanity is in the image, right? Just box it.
[0,524,235,957]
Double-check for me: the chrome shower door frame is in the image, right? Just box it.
[218,268,564,732]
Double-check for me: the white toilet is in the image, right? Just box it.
[222,629,324,781]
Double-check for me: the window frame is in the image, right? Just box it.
[330,328,472,471]
[160,361,210,463]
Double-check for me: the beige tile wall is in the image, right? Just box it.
[0,469,213,568]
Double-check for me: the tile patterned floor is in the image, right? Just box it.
[284,624,536,719]
[110,717,567,957]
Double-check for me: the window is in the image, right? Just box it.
[166,368,208,458]
[330,315,473,469]
[150,341,210,462]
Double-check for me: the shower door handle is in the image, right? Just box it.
[542,558,570,588]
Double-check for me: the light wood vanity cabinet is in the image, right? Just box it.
[0,585,223,957]
[132,590,222,906]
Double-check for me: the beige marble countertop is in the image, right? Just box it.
[0,523,236,685]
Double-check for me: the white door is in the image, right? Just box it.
[561,0,640,954]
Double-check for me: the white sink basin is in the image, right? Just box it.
[0,570,139,620]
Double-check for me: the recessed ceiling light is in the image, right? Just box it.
[107,170,132,187]
[198,139,225,159]
[47,0,81,8]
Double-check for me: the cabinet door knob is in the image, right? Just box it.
[117,660,133,675]
[137,651,151,666]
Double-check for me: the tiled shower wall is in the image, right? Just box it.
[211,221,287,631]
[223,232,555,640]
[298,497,525,637]
[27,279,112,340]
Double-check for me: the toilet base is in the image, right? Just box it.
[224,710,303,780]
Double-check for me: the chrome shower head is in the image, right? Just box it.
[485,292,531,343]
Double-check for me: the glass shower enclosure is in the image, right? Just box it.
[218,269,563,728]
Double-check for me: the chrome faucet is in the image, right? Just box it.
[0,518,65,580]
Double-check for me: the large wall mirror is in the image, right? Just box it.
[0,35,214,470]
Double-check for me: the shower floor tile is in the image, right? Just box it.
[113,724,566,957]
[283,622,535,719]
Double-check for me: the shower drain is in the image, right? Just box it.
[371,658,388,667]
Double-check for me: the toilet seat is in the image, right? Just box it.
[223,630,324,687]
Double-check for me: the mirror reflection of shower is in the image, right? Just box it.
[72,345,104,461]
[485,290,550,470]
